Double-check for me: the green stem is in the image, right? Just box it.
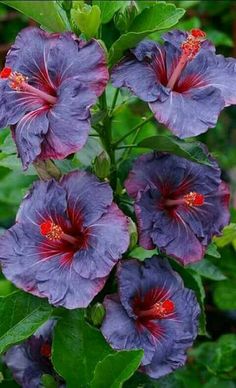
[116,144,138,150]
[109,88,120,116]
[112,113,154,148]
[99,91,117,190]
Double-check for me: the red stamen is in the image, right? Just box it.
[8,71,56,105]
[184,192,205,207]
[167,29,206,90]
[190,28,206,38]
[40,221,78,245]
[0,67,12,79]
[137,299,175,320]
[40,343,51,358]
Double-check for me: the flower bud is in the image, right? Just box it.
[94,151,110,179]
[127,217,138,251]
[90,303,105,326]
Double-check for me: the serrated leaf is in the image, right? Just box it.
[138,136,212,166]
[189,259,226,281]
[91,350,144,388]
[213,280,236,310]
[52,309,114,388]
[109,2,185,65]
[0,291,52,354]
[93,1,124,23]
[0,0,69,32]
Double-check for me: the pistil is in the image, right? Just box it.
[138,299,175,319]
[167,29,206,90]
[165,192,204,208]
[0,68,56,105]
[40,221,78,245]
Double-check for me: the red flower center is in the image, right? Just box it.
[165,191,205,208]
[40,343,51,358]
[0,68,57,106]
[136,299,175,320]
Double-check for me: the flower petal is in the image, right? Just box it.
[111,40,169,102]
[60,171,113,226]
[149,86,224,138]
[73,203,129,279]
[13,107,49,169]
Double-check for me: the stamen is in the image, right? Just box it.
[5,70,57,105]
[184,192,205,207]
[0,67,12,79]
[40,343,51,358]
[138,299,175,319]
[40,221,78,245]
[167,29,206,90]
[165,192,205,207]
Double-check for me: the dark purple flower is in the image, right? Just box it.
[0,171,129,308]
[111,29,236,138]
[101,256,200,379]
[125,152,230,265]
[0,27,109,169]
[4,320,64,388]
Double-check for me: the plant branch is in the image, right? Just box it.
[112,113,154,148]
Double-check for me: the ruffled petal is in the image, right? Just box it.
[60,171,113,226]
[149,86,224,138]
[73,203,129,279]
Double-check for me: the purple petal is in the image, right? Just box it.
[117,258,183,318]
[60,171,113,226]
[14,107,49,169]
[149,86,224,138]
[73,203,129,279]
[111,40,169,102]
[101,294,156,365]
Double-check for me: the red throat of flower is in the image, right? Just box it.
[40,343,52,358]
[167,29,206,90]
[137,299,175,320]
[0,67,56,105]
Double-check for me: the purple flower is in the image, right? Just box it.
[125,152,230,265]
[4,320,64,388]
[0,27,109,169]
[0,171,129,308]
[101,257,200,379]
[111,29,236,138]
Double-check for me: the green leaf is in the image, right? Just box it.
[189,259,226,281]
[206,242,221,258]
[71,4,101,39]
[0,291,52,354]
[93,1,124,23]
[138,136,212,166]
[52,309,114,388]
[214,224,236,248]
[0,0,69,32]
[91,350,144,388]
[109,2,185,65]
[129,246,158,261]
[213,280,236,310]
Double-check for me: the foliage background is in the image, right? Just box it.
[0,1,235,387]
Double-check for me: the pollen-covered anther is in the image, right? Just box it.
[9,72,28,91]
[184,192,205,207]
[181,29,206,61]
[40,221,63,241]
